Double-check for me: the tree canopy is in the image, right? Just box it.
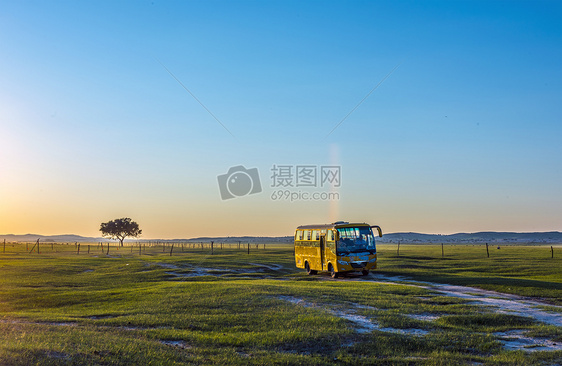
[100,218,142,246]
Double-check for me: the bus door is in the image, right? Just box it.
[319,236,326,271]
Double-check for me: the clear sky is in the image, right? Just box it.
[1,1,561,238]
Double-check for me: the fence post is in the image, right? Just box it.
[486,243,489,258]
[37,239,40,254]
[170,244,174,256]
[441,242,444,258]
[247,242,250,255]
[77,243,80,255]
[397,241,400,256]
[211,241,214,255]
[551,246,554,259]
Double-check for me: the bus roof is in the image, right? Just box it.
[296,222,372,230]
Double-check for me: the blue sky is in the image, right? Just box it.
[1,1,561,238]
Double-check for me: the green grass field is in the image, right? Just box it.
[377,243,562,306]
[0,242,560,365]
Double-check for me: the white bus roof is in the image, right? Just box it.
[296,222,372,230]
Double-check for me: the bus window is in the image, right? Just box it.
[295,230,303,240]
[304,230,311,240]
[312,230,319,240]
[327,230,333,241]
[339,228,348,238]
[336,226,376,254]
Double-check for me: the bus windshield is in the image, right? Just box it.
[336,227,376,254]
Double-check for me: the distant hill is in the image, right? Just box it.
[0,234,294,244]
[378,231,562,244]
[0,234,109,243]
[1,232,560,244]
[179,236,294,243]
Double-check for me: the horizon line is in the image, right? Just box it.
[1,229,562,241]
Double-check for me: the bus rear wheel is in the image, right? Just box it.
[305,262,317,275]
[329,264,339,278]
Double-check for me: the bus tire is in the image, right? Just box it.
[362,270,369,276]
[305,262,317,275]
[329,264,339,278]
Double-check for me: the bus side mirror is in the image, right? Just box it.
[371,225,383,237]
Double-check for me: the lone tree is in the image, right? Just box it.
[100,218,142,247]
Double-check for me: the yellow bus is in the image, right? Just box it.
[294,221,382,278]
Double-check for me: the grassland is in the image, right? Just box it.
[0,242,560,365]
[377,243,562,306]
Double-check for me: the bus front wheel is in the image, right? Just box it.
[329,264,339,278]
[362,270,369,276]
[305,262,317,275]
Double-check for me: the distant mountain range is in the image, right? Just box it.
[0,234,294,244]
[0,234,108,243]
[1,232,561,244]
[378,231,562,244]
